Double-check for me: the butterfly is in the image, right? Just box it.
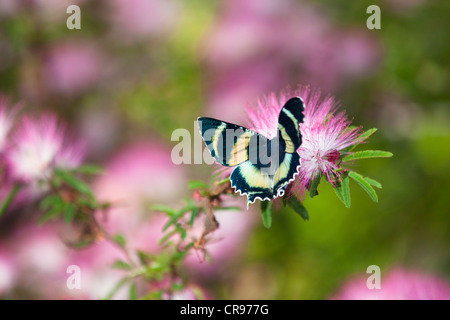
[197,97,305,207]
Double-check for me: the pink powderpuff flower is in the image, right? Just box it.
[245,86,361,198]
[0,97,17,154]
[107,0,179,42]
[332,268,450,300]
[44,41,104,95]
[93,141,186,236]
[0,249,16,296]
[7,113,84,183]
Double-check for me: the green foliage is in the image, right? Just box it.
[286,197,310,221]
[334,173,351,208]
[342,150,393,162]
[260,201,273,228]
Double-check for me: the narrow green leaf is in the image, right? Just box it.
[150,204,178,216]
[38,208,62,225]
[38,196,65,224]
[348,171,378,203]
[189,207,199,226]
[39,194,60,211]
[72,164,104,175]
[349,128,378,151]
[364,177,382,189]
[103,278,130,300]
[159,229,177,245]
[129,283,137,300]
[342,150,393,162]
[217,177,230,185]
[309,173,322,198]
[334,174,351,208]
[55,169,93,197]
[112,234,127,247]
[0,184,21,218]
[111,260,132,270]
[188,180,209,190]
[260,201,273,228]
[286,197,310,221]
[63,203,76,223]
[177,225,187,240]
[218,206,242,211]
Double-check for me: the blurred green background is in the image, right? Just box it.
[0,0,449,299]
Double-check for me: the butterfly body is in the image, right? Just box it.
[198,97,305,207]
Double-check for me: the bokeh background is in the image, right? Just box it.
[0,0,449,299]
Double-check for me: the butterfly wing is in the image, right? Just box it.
[230,161,274,207]
[198,117,258,167]
[272,97,305,195]
[198,117,275,206]
[277,97,305,153]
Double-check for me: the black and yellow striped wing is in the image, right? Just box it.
[197,117,267,167]
[197,96,305,207]
[272,97,304,196]
[277,97,305,154]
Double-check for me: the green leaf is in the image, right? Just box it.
[364,177,382,189]
[150,204,178,216]
[103,277,130,300]
[63,203,76,223]
[72,164,104,175]
[348,171,378,203]
[129,283,137,300]
[286,197,310,221]
[260,201,273,228]
[54,169,93,197]
[188,180,209,190]
[38,196,65,225]
[217,177,230,185]
[334,174,351,208]
[0,184,21,218]
[349,128,378,151]
[342,150,393,162]
[189,207,199,226]
[159,229,177,245]
[309,173,322,198]
[111,260,132,270]
[218,206,242,211]
[112,234,127,247]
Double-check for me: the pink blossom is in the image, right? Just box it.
[107,0,179,42]
[0,98,17,154]
[44,41,104,95]
[7,114,84,182]
[332,268,450,300]
[93,141,186,235]
[245,86,361,198]
[0,249,16,295]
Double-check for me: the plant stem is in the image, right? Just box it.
[0,184,21,218]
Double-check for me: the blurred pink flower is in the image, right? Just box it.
[332,268,450,300]
[107,0,179,42]
[203,0,381,104]
[44,41,104,95]
[245,86,361,197]
[0,249,16,296]
[93,141,186,235]
[207,59,284,122]
[0,97,17,154]
[7,114,84,183]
